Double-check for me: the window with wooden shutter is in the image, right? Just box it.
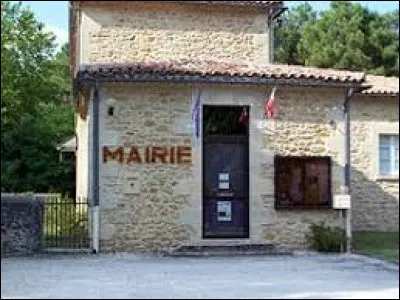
[275,156,332,209]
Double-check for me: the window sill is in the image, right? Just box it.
[375,175,399,182]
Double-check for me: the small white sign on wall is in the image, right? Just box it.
[333,194,351,209]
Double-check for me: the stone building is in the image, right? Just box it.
[70,1,399,253]
[351,76,399,231]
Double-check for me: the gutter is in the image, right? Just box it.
[344,88,353,191]
[76,74,364,89]
[342,84,371,252]
[272,6,288,20]
[343,87,354,253]
[92,81,100,254]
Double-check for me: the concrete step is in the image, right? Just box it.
[165,244,293,257]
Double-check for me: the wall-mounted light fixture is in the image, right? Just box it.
[107,98,116,116]
[328,119,337,129]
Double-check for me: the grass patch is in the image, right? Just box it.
[352,231,399,263]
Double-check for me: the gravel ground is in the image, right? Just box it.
[1,253,399,299]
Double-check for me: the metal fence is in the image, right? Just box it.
[40,196,90,249]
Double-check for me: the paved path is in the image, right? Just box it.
[1,253,399,299]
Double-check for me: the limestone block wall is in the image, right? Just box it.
[1,195,42,256]
[95,83,346,252]
[98,83,194,252]
[182,86,345,250]
[256,87,346,249]
[350,95,399,231]
[79,1,270,65]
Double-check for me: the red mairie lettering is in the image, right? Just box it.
[103,146,124,163]
[102,145,192,165]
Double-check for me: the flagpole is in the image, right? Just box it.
[192,88,202,139]
[343,88,354,253]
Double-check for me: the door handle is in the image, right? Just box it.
[216,191,234,198]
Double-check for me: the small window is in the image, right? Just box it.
[275,156,332,209]
[379,134,399,175]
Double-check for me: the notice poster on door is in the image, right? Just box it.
[217,201,232,222]
[218,182,230,190]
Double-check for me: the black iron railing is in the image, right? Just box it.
[41,197,90,249]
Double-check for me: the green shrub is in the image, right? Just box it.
[43,197,88,238]
[306,222,343,252]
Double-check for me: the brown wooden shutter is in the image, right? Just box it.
[275,156,331,209]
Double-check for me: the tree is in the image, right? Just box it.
[1,1,56,130]
[299,1,371,71]
[275,1,399,76]
[1,1,75,196]
[275,3,317,65]
[49,44,73,103]
[365,10,399,76]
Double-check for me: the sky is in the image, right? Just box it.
[18,1,399,48]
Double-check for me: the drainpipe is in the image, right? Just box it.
[92,81,100,254]
[343,87,354,253]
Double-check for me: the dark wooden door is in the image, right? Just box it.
[203,135,249,238]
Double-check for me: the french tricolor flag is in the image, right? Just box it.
[265,86,277,119]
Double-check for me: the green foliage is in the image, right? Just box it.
[300,2,371,71]
[203,106,247,136]
[1,1,74,196]
[275,3,317,65]
[1,0,398,197]
[275,1,399,76]
[365,10,399,76]
[306,222,343,252]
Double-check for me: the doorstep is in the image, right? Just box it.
[163,244,293,257]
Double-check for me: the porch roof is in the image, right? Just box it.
[72,1,284,10]
[57,136,76,153]
[76,59,366,89]
[168,1,283,10]
[361,75,399,96]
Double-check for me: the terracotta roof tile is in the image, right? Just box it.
[362,75,399,95]
[73,1,283,9]
[173,1,283,8]
[78,59,365,84]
